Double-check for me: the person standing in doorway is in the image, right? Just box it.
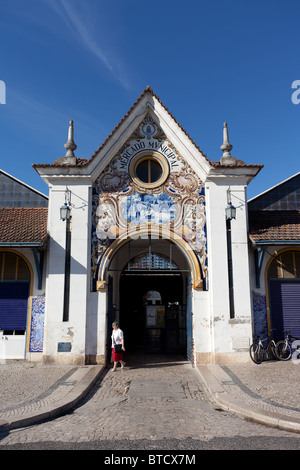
[111,321,126,371]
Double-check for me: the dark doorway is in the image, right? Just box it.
[119,272,186,355]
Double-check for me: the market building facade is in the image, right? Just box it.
[1,87,298,365]
[0,170,48,359]
[248,173,300,344]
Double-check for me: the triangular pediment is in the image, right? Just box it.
[33,87,262,187]
[89,87,212,182]
[93,112,206,194]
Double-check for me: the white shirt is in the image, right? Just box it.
[111,328,124,347]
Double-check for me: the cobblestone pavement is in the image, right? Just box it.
[0,361,77,416]
[207,360,300,420]
[0,354,299,450]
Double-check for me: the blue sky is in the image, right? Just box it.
[1,0,300,200]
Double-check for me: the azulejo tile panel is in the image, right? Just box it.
[252,291,267,337]
[91,115,208,289]
[29,295,45,352]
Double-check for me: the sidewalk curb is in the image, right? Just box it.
[0,365,105,432]
[197,365,300,434]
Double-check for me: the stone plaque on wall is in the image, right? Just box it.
[232,337,250,350]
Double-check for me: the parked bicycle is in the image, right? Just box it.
[275,330,300,361]
[249,329,278,364]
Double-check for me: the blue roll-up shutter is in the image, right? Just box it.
[269,280,300,341]
[0,282,29,330]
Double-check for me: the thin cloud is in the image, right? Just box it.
[6,88,106,156]
[47,0,130,89]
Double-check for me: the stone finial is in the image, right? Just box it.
[54,120,77,165]
[64,120,77,158]
[220,122,236,166]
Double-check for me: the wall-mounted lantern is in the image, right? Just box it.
[225,188,236,220]
[225,201,236,220]
[60,189,71,221]
[60,203,71,221]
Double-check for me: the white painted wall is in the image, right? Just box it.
[86,290,107,363]
[192,289,211,362]
[204,181,253,362]
[43,181,91,364]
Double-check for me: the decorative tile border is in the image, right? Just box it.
[29,295,45,352]
[252,291,267,336]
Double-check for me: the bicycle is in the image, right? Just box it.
[275,330,300,361]
[249,329,278,364]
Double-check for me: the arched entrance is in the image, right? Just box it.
[104,236,195,361]
[267,249,300,342]
[120,253,186,354]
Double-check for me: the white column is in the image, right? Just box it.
[43,183,91,364]
[205,182,231,360]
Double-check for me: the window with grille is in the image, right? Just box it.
[268,251,300,279]
[0,252,30,281]
[126,253,179,271]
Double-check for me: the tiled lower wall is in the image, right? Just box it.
[29,295,45,352]
[252,290,267,337]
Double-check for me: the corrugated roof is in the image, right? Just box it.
[0,208,48,245]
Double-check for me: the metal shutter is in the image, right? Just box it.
[269,280,300,341]
[0,282,29,330]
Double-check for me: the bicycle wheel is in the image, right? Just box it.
[249,343,263,364]
[270,342,278,360]
[275,340,292,361]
